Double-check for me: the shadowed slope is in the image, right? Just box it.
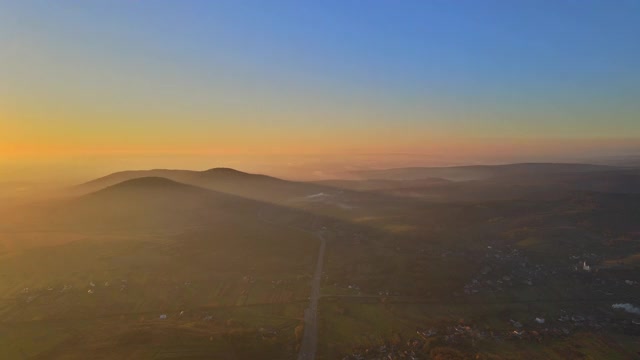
[40,177,263,232]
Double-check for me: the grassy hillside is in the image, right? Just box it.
[0,176,324,359]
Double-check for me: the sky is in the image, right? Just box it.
[1,1,640,181]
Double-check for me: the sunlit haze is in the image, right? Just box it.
[4,3,640,359]
[2,1,640,182]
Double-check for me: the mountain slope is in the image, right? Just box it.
[73,168,328,203]
[73,169,201,194]
[40,177,265,232]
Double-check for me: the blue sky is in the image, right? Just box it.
[1,1,640,179]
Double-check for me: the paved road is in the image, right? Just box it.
[297,231,326,360]
[256,207,326,360]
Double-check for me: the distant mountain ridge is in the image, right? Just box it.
[312,177,452,191]
[352,163,621,181]
[71,163,640,207]
[73,167,327,203]
[93,176,196,191]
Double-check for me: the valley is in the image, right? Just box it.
[1,164,640,359]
